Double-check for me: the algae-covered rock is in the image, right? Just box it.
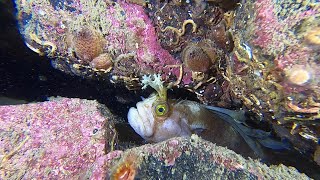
[0,98,117,179]
[229,0,320,162]
[106,135,310,179]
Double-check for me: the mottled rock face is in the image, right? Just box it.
[230,0,320,163]
[15,0,236,105]
[106,136,310,179]
[0,98,117,179]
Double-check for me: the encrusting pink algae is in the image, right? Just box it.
[0,98,116,179]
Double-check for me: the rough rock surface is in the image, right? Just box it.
[0,98,116,179]
[229,0,320,162]
[106,135,310,179]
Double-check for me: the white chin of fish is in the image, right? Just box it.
[128,100,155,139]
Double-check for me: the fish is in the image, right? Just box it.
[129,94,254,157]
[128,74,289,158]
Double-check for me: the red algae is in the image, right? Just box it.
[274,46,312,69]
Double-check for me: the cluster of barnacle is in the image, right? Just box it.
[69,26,114,72]
[146,0,235,105]
[65,23,143,90]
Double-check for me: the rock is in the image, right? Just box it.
[14,0,234,98]
[229,0,320,161]
[106,135,310,179]
[0,97,117,179]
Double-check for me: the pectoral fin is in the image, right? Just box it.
[205,106,291,156]
[257,138,291,150]
[204,108,265,158]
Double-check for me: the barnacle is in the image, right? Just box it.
[114,53,136,72]
[72,26,104,62]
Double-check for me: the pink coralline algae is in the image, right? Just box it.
[251,0,319,68]
[16,0,186,85]
[0,98,116,179]
[252,0,280,50]
[16,0,234,91]
[119,2,183,80]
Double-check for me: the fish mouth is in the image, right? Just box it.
[127,101,154,138]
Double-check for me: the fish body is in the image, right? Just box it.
[128,74,289,158]
[128,94,258,157]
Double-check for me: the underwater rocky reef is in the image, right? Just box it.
[1,0,319,178]
[0,98,311,179]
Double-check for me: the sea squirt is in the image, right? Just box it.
[71,26,103,62]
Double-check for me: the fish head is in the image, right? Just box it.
[128,95,191,142]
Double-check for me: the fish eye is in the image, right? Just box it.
[158,107,164,112]
[154,102,169,116]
